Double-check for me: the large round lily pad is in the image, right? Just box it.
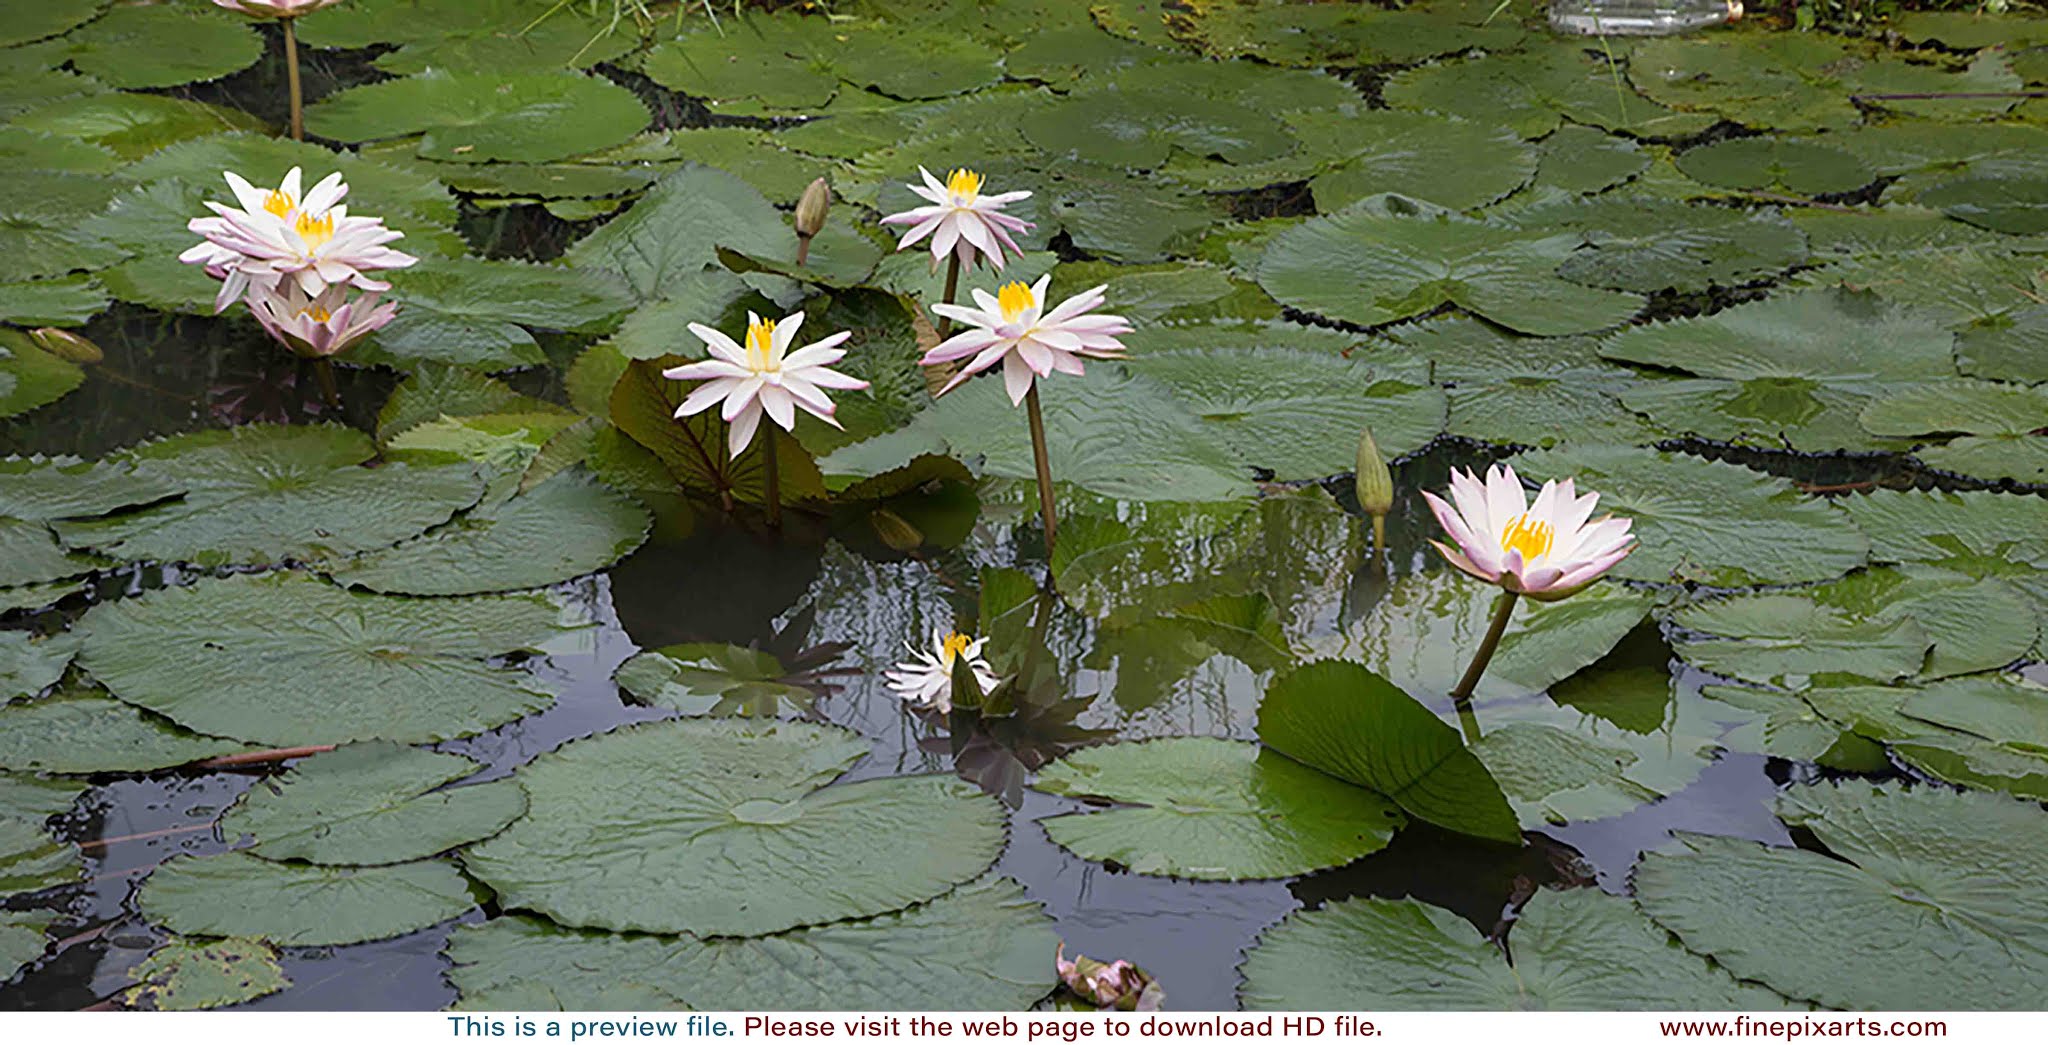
[305,70,651,163]
[462,719,1006,937]
[139,852,477,948]
[1635,781,2048,1010]
[1033,737,1403,881]
[1240,888,1783,1010]
[446,876,1058,1011]
[77,573,566,746]
[0,686,249,774]
[220,742,526,866]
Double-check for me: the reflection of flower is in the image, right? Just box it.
[180,167,417,312]
[663,311,869,459]
[1422,464,1634,601]
[880,167,1034,272]
[246,282,395,359]
[210,0,347,18]
[923,275,1132,404]
[884,629,999,715]
[1056,945,1164,1011]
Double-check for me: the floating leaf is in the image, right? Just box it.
[1242,887,1781,1010]
[1505,446,1868,587]
[121,936,288,1011]
[0,0,107,49]
[140,852,476,947]
[77,572,566,746]
[608,357,829,507]
[1257,660,1519,844]
[373,365,572,447]
[1635,782,2048,1010]
[1532,125,1648,195]
[0,276,108,326]
[1839,489,2048,598]
[6,92,265,160]
[0,455,176,522]
[1521,196,1808,295]
[0,516,99,588]
[1675,138,1874,197]
[50,4,260,90]
[306,70,650,163]
[1309,113,1535,213]
[1917,175,2048,237]
[53,425,485,567]
[0,685,249,774]
[220,742,525,866]
[1386,42,1716,139]
[0,910,51,984]
[1388,318,1651,448]
[1034,738,1403,880]
[1255,196,1643,335]
[1860,379,2048,483]
[0,774,84,894]
[445,876,1058,1011]
[566,166,791,301]
[355,258,632,371]
[463,719,1006,936]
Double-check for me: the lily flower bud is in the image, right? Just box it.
[1355,428,1394,518]
[795,177,831,240]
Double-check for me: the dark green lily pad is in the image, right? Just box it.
[0,455,183,522]
[221,742,525,866]
[566,165,790,301]
[355,257,631,371]
[306,70,650,163]
[1388,319,1652,448]
[1310,113,1535,213]
[0,516,99,588]
[6,93,265,160]
[1635,781,2048,1010]
[1675,137,1875,197]
[139,852,476,948]
[0,0,107,49]
[0,276,108,327]
[1839,489,2048,598]
[1859,379,2048,483]
[121,936,288,1011]
[462,719,1006,937]
[1522,196,1808,295]
[0,773,84,894]
[1,910,52,984]
[0,630,75,702]
[1386,42,1716,140]
[1033,738,1403,881]
[51,4,260,90]
[77,572,567,746]
[0,685,249,774]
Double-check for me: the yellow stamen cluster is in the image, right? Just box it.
[294,211,335,250]
[1500,514,1555,563]
[996,281,1034,323]
[939,632,973,664]
[745,316,778,371]
[299,305,333,323]
[945,168,984,202]
[263,190,295,217]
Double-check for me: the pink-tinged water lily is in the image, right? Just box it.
[884,629,1000,715]
[1422,464,1635,602]
[1056,945,1164,1012]
[663,311,869,459]
[245,282,396,359]
[879,167,1034,272]
[210,0,347,18]
[923,275,1132,404]
[180,166,417,312]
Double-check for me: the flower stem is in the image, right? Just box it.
[284,17,304,141]
[761,424,782,529]
[312,357,340,408]
[1369,514,1386,561]
[935,254,961,339]
[1023,384,1058,556]
[794,235,811,268]
[1449,589,1518,710]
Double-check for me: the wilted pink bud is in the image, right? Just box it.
[1055,944,1164,1012]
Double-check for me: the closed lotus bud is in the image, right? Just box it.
[29,327,103,364]
[1355,428,1393,517]
[795,177,831,239]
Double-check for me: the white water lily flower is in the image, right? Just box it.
[246,282,396,359]
[211,0,347,18]
[923,275,1132,404]
[663,311,870,459]
[180,166,417,312]
[884,629,1000,715]
[1422,464,1636,602]
[879,166,1034,272]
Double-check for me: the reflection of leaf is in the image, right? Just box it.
[615,638,850,719]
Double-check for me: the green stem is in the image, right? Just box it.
[284,17,304,141]
[1370,513,1386,561]
[1449,589,1518,710]
[934,254,961,339]
[312,357,340,408]
[794,234,812,268]
[1023,384,1058,557]
[762,423,782,529]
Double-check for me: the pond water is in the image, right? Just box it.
[3,0,2046,1016]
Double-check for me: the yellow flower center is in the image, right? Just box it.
[745,316,778,371]
[939,631,973,665]
[300,305,333,323]
[1499,514,1555,563]
[295,211,335,251]
[945,168,983,203]
[263,190,295,217]
[996,281,1035,324]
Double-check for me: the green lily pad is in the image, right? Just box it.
[1310,113,1535,213]
[0,0,107,49]
[1033,737,1403,881]
[1957,303,2048,383]
[1505,445,1868,587]
[640,17,839,114]
[53,425,486,567]
[77,572,567,746]
[1859,379,2048,483]
[1388,318,1651,448]
[0,331,87,418]
[1,629,75,705]
[1169,0,1523,67]
[1796,246,2045,331]
[1,910,52,984]
[1839,489,2048,598]
[1386,43,1716,140]
[463,719,1006,937]
[121,936,288,1011]
[1635,781,2048,1010]
[6,92,265,160]
[0,455,179,522]
[1913,175,2048,236]
[374,364,574,446]
[0,774,84,894]
[566,165,791,301]
[1895,10,2048,49]
[139,852,476,948]
[1241,887,1782,1010]
[306,70,650,163]
[445,876,1058,1011]
[1600,289,1956,452]
[1533,125,1649,195]
[0,685,249,774]
[1675,138,1875,197]
[352,258,631,371]
[330,469,649,597]
[1787,676,2048,799]
[1257,660,1519,844]
[1520,196,1808,295]
[221,742,525,866]
[0,516,99,588]
[1023,82,1292,171]
[51,4,260,90]
[0,276,108,326]
[0,175,128,284]
[1256,195,1643,335]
